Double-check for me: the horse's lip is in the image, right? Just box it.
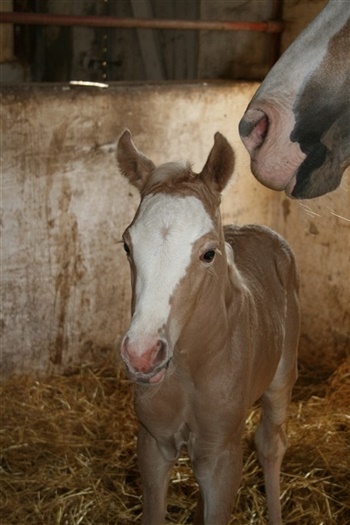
[127,360,170,385]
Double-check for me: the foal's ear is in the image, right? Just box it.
[199,132,235,193]
[117,129,155,191]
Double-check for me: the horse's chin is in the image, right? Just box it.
[284,174,297,198]
[147,368,166,384]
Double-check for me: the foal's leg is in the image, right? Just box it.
[254,356,298,525]
[137,424,176,525]
[192,439,243,525]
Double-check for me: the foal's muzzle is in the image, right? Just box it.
[121,336,170,384]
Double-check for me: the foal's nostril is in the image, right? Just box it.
[153,339,168,366]
[120,335,130,363]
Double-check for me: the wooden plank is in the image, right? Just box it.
[130,0,165,80]
[0,0,15,62]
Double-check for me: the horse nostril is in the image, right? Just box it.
[120,336,130,363]
[154,339,167,366]
[239,109,269,153]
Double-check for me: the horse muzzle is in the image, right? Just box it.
[121,336,171,384]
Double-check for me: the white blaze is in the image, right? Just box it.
[126,193,213,348]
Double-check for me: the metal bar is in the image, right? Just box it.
[0,12,284,33]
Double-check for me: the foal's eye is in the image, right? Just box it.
[123,242,130,256]
[201,250,216,263]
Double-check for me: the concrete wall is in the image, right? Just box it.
[1,82,349,378]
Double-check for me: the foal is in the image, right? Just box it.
[117,130,300,525]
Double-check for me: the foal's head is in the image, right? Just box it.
[117,130,235,384]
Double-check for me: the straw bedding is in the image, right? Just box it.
[1,358,349,525]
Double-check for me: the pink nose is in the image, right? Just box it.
[239,108,269,154]
[121,336,168,375]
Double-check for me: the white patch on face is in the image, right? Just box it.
[126,193,213,349]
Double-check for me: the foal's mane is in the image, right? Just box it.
[141,161,222,210]
[143,161,193,189]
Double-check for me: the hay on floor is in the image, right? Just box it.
[0,358,349,524]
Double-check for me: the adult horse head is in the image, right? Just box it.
[239,0,350,199]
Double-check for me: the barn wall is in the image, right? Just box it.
[1,0,328,84]
[280,0,328,55]
[1,82,349,378]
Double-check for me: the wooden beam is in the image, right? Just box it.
[130,0,165,80]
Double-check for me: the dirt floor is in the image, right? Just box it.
[1,358,349,524]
